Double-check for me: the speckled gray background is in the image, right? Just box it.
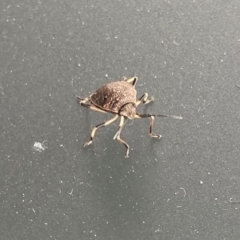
[1,1,240,239]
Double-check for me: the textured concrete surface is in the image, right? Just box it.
[1,1,240,239]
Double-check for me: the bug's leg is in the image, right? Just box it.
[77,96,107,113]
[134,113,162,139]
[149,116,162,139]
[84,115,119,147]
[125,76,138,87]
[136,93,154,106]
[113,116,130,158]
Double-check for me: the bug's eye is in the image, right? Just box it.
[104,96,108,101]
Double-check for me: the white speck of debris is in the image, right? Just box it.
[229,198,240,203]
[181,103,186,108]
[33,141,47,152]
[173,40,179,46]
[200,181,203,185]
[180,187,186,197]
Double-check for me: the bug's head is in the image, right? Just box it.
[119,102,136,119]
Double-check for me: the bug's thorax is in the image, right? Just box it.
[90,80,137,116]
[119,102,136,119]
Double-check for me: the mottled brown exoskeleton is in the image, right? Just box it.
[78,76,182,157]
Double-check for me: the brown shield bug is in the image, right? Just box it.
[78,76,182,158]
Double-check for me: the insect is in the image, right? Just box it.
[78,76,182,158]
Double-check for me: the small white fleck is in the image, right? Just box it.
[180,187,186,197]
[32,141,47,152]
[173,40,179,46]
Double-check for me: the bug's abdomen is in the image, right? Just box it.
[90,81,136,114]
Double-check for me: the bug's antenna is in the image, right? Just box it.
[135,113,182,120]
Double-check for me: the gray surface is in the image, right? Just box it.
[1,0,240,239]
